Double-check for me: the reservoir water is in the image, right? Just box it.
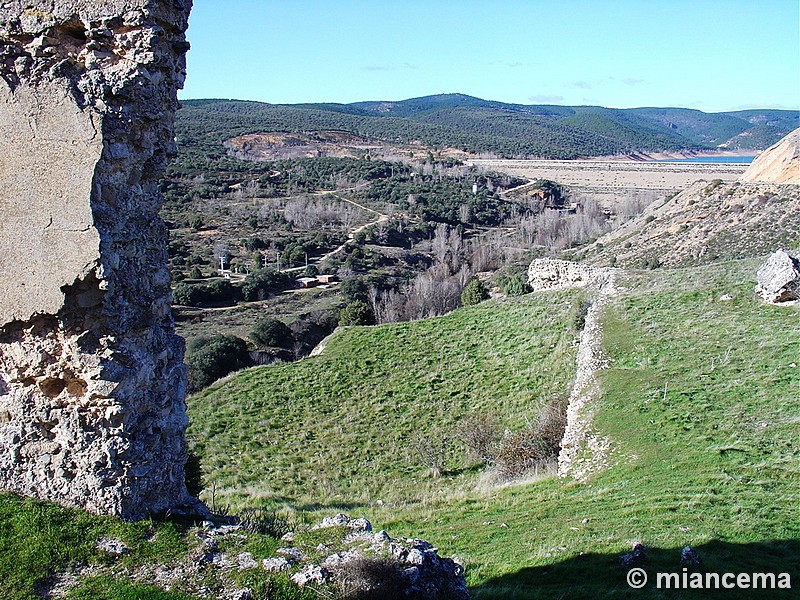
[654,155,756,164]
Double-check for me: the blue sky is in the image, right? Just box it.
[181,0,799,113]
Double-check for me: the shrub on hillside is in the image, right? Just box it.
[241,268,293,301]
[290,310,339,358]
[186,335,212,353]
[703,179,723,195]
[240,236,268,251]
[341,277,369,303]
[251,317,293,349]
[642,256,662,270]
[333,556,405,600]
[493,397,567,481]
[339,300,375,326]
[173,279,240,307]
[185,335,252,392]
[493,429,550,480]
[172,282,200,306]
[461,277,490,306]
[498,273,532,296]
[413,433,449,478]
[454,413,501,466]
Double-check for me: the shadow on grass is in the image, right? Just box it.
[441,464,487,478]
[472,539,799,599]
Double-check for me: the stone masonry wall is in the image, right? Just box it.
[0,0,194,519]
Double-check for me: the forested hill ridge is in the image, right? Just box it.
[177,93,799,160]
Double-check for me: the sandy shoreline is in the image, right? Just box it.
[586,149,760,162]
[468,158,749,192]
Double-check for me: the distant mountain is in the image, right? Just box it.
[177,94,799,160]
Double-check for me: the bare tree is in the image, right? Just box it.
[458,203,472,224]
[213,242,230,272]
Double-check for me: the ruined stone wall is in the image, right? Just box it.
[527,258,610,292]
[0,0,194,519]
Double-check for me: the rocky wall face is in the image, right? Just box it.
[527,258,610,292]
[0,0,195,519]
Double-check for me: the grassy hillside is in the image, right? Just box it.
[0,491,333,600]
[4,259,798,598]
[1,493,191,599]
[186,260,799,598]
[188,291,584,507]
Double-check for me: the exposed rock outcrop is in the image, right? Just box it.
[0,1,195,519]
[740,128,800,184]
[283,514,469,599]
[756,249,800,303]
[527,258,611,292]
[555,267,617,481]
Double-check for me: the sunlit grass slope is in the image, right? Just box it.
[188,291,583,507]
[352,261,800,598]
[0,494,188,599]
[0,492,325,600]
[4,260,797,599]
[192,259,799,598]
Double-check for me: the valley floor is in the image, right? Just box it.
[468,158,748,194]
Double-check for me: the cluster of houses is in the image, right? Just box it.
[295,273,339,289]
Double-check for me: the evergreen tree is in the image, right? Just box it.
[461,278,490,306]
[339,300,375,326]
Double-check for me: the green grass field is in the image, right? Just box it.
[188,290,583,508]
[0,494,189,599]
[3,259,798,599]
[188,259,799,598]
[347,261,799,598]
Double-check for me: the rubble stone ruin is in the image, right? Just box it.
[0,1,194,519]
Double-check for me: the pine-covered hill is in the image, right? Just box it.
[176,94,799,160]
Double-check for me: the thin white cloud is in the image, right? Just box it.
[729,102,798,110]
[622,77,644,86]
[529,94,565,103]
[573,81,592,89]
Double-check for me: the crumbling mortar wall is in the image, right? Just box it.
[0,0,195,519]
